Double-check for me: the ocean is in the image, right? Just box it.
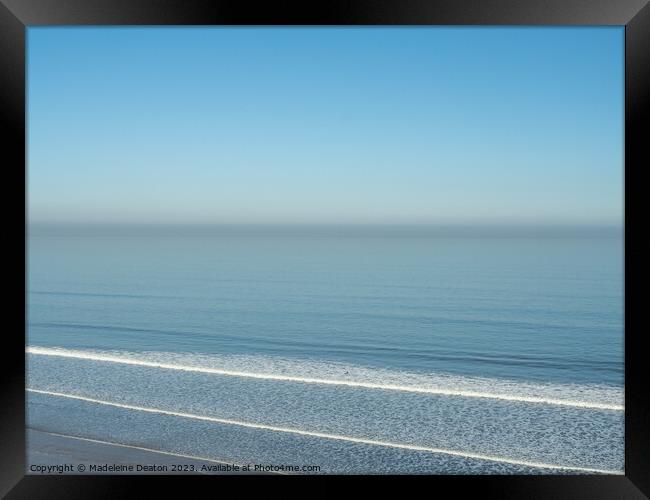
[26,225,624,474]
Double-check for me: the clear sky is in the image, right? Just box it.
[28,27,623,226]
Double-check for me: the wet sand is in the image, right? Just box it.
[26,429,266,475]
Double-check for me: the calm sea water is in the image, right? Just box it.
[26,226,624,474]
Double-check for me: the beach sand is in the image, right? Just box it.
[26,429,265,475]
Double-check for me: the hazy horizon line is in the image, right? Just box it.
[27,221,623,238]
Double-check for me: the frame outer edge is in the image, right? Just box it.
[0,0,648,25]
[0,0,647,497]
[0,0,26,496]
[625,2,650,496]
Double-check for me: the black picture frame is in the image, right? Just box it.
[1,1,647,497]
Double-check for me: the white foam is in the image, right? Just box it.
[27,388,621,475]
[27,346,623,411]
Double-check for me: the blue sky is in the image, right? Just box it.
[28,27,623,225]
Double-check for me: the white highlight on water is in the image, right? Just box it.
[33,430,287,474]
[27,388,621,475]
[27,346,623,411]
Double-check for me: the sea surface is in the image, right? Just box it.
[26,225,624,474]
